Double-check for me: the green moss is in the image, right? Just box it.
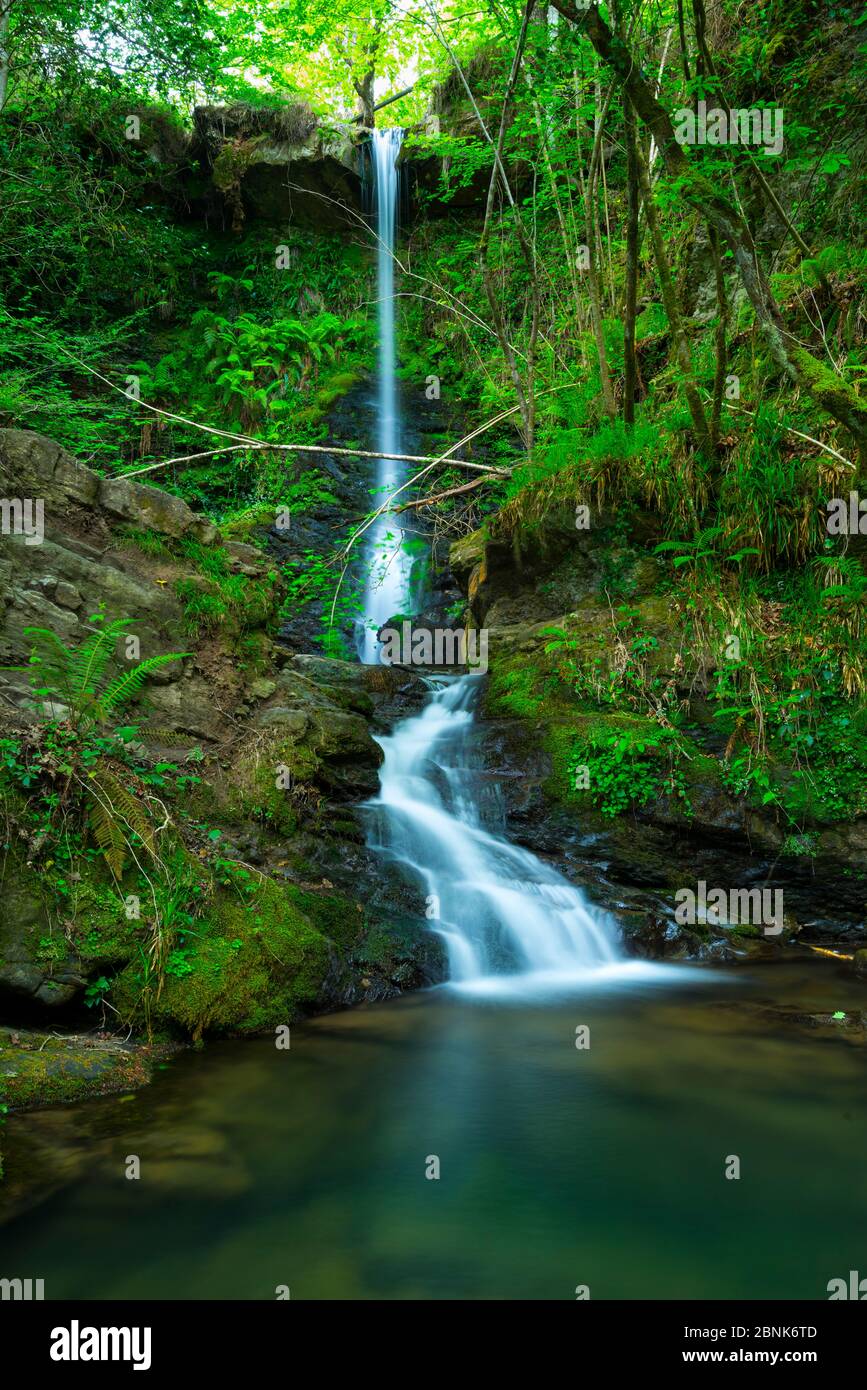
[312,368,362,411]
[219,506,273,543]
[282,884,364,951]
[485,660,547,717]
[112,878,332,1037]
[69,879,141,964]
[0,1028,155,1110]
[224,729,320,833]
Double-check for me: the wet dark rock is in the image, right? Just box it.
[265,375,452,655]
[191,103,362,230]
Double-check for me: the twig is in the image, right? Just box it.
[120,441,504,479]
[716,398,855,470]
[394,473,505,510]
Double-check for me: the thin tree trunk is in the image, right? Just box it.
[635,132,713,455]
[353,68,375,126]
[527,81,587,341]
[709,226,729,444]
[0,0,12,115]
[479,0,538,448]
[691,0,828,289]
[623,92,640,427]
[575,68,617,417]
[548,0,867,460]
[677,0,691,82]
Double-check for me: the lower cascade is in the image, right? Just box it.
[366,675,622,985]
[359,126,623,987]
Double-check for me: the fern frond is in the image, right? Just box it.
[71,619,134,706]
[23,627,74,701]
[138,726,201,746]
[94,652,188,720]
[87,794,128,879]
[90,767,157,856]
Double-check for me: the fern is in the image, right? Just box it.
[87,766,158,877]
[23,627,77,702]
[24,619,188,729]
[94,653,187,721]
[87,792,128,879]
[70,619,135,708]
[92,767,156,852]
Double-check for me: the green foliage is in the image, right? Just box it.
[569,724,691,820]
[135,306,369,437]
[23,616,187,732]
[4,618,187,884]
[172,538,276,638]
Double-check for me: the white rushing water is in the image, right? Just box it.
[360,133,672,992]
[357,128,413,663]
[366,677,640,991]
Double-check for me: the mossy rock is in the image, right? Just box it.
[111,879,333,1038]
[0,854,85,1006]
[282,883,365,952]
[67,878,143,966]
[220,726,321,833]
[0,1027,158,1109]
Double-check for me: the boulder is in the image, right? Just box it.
[192,103,362,230]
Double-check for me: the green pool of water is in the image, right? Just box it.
[1,961,865,1299]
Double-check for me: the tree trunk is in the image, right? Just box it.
[548,0,867,461]
[709,227,729,445]
[623,92,640,427]
[635,131,713,455]
[0,0,12,115]
[479,0,538,449]
[353,69,375,126]
[575,69,617,418]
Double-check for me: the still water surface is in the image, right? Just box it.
[2,963,865,1300]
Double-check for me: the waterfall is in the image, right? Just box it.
[359,133,624,988]
[366,676,624,989]
[357,127,412,664]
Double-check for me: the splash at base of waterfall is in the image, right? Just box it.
[447,959,706,999]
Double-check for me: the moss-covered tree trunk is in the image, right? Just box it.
[550,0,867,469]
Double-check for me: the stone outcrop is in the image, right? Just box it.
[0,429,445,1033]
[448,521,867,951]
[192,103,363,230]
[0,428,244,739]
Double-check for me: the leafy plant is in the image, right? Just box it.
[24,616,187,732]
[17,617,187,880]
[569,724,691,820]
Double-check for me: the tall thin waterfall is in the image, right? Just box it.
[359,135,625,989]
[357,128,412,664]
[366,677,623,988]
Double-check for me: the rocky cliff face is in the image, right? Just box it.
[0,430,445,1079]
[449,517,867,960]
[191,103,364,231]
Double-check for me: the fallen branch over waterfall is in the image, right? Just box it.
[120,443,509,480]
